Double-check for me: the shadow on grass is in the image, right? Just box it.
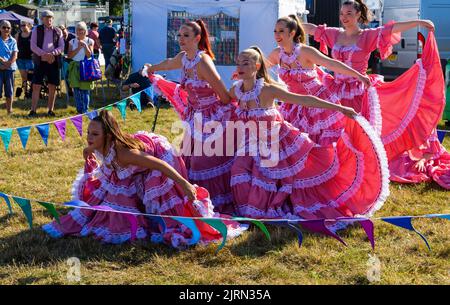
[0,218,359,269]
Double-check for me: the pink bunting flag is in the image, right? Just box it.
[300,219,347,246]
[70,115,83,137]
[53,120,67,142]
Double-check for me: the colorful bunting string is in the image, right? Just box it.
[0,86,158,152]
[437,129,449,144]
[0,191,448,253]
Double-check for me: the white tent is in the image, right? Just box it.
[131,0,306,87]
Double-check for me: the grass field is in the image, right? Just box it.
[0,73,449,285]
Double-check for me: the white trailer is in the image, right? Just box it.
[380,0,450,79]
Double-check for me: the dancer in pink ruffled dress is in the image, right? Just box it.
[42,110,245,248]
[389,130,450,190]
[267,14,371,146]
[302,0,445,162]
[229,47,390,222]
[143,20,236,213]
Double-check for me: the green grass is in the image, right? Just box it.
[0,73,449,285]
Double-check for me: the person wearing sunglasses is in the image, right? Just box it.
[0,20,18,115]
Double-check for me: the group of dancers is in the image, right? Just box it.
[43,0,449,249]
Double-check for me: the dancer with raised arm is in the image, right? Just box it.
[143,20,237,213]
[266,14,371,146]
[229,47,389,225]
[302,0,445,163]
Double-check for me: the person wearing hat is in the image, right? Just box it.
[29,9,64,117]
[0,20,18,115]
[99,19,117,68]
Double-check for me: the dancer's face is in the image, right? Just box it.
[236,53,260,80]
[340,5,360,28]
[274,21,294,47]
[178,26,200,51]
[87,121,106,151]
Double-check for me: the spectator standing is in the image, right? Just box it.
[59,25,75,96]
[67,21,95,114]
[99,19,116,68]
[15,21,34,99]
[0,20,18,115]
[29,10,64,117]
[88,22,101,58]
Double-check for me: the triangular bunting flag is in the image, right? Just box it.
[232,217,271,242]
[0,192,12,214]
[116,100,127,120]
[36,124,50,146]
[130,94,142,113]
[105,105,113,111]
[70,115,83,137]
[53,120,67,142]
[144,86,154,100]
[172,217,201,246]
[437,130,446,143]
[381,216,431,251]
[12,197,33,229]
[38,201,60,224]
[86,110,98,120]
[299,219,347,246]
[64,199,90,208]
[199,218,228,252]
[437,214,450,220]
[17,126,32,149]
[359,219,375,250]
[288,223,304,247]
[0,128,13,152]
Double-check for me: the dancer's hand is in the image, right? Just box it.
[340,106,358,118]
[181,180,197,201]
[419,20,435,32]
[414,159,426,172]
[83,147,94,160]
[359,74,371,88]
[142,64,153,76]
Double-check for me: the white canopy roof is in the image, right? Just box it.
[131,0,306,87]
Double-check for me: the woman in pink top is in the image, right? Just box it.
[302,0,445,164]
[143,20,237,213]
[266,14,371,146]
[229,47,389,225]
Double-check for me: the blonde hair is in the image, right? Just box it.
[240,46,272,83]
[75,21,88,32]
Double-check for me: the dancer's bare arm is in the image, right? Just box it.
[197,54,232,104]
[144,52,184,72]
[301,45,371,87]
[117,147,197,200]
[267,84,357,118]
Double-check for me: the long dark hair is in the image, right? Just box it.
[92,110,146,152]
[342,0,373,24]
[183,19,215,60]
[276,14,306,44]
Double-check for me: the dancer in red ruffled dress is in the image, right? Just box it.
[267,14,371,146]
[143,20,237,213]
[42,110,245,248]
[302,0,445,162]
[228,47,390,224]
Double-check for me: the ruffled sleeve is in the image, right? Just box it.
[313,24,340,55]
[374,21,401,59]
